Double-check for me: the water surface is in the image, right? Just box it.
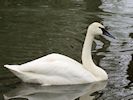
[0,0,133,100]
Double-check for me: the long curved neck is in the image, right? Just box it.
[81,29,108,81]
[82,29,95,70]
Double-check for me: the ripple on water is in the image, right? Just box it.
[0,0,133,100]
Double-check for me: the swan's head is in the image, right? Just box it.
[88,22,115,39]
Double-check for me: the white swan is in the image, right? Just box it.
[4,22,115,85]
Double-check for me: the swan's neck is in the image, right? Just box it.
[82,29,108,81]
[82,29,95,69]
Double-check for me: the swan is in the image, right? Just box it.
[4,22,115,85]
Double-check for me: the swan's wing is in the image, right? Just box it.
[5,53,96,85]
[22,53,80,66]
[21,62,95,85]
[19,53,82,71]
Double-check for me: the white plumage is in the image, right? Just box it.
[4,22,114,85]
[5,54,96,85]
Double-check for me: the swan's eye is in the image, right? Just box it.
[99,27,106,33]
[99,26,109,30]
[99,27,104,30]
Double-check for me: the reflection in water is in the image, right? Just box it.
[93,36,110,66]
[0,0,73,8]
[0,0,133,99]
[0,1,106,100]
[84,0,102,12]
[127,34,133,87]
[99,0,133,99]
[127,54,133,87]
[4,81,107,100]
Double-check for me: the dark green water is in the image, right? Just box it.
[0,0,133,100]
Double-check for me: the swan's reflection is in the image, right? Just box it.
[4,81,107,100]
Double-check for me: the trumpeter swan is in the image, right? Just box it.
[4,22,115,85]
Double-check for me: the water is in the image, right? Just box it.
[0,0,133,100]
[4,81,107,100]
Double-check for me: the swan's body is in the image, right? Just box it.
[5,54,97,85]
[4,22,114,85]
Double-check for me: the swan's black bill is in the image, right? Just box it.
[101,28,115,39]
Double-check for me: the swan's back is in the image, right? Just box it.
[5,53,96,85]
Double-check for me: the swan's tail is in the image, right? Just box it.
[4,65,24,80]
[4,65,39,84]
[4,65,20,72]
